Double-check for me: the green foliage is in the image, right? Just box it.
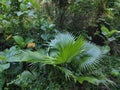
[101,56,120,89]
[7,70,36,88]
[0,63,10,72]
[0,0,120,90]
[0,33,114,89]
[0,0,56,50]
[0,55,6,61]
[13,35,34,48]
[101,26,117,38]
[111,69,120,77]
[0,73,5,90]
[100,26,120,55]
[28,0,40,10]
[13,36,25,47]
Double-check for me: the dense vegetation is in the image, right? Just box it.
[0,0,120,90]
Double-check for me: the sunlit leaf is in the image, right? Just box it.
[13,35,25,47]
[76,76,100,85]
[0,55,6,61]
[28,0,40,10]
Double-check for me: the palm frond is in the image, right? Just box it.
[78,42,105,72]
[7,50,56,64]
[57,66,75,80]
[76,76,115,87]
[49,33,85,63]
[57,66,115,87]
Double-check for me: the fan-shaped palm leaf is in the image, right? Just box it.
[78,42,103,72]
[49,33,85,64]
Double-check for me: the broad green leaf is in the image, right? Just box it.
[76,76,100,85]
[0,63,10,72]
[101,46,110,54]
[13,36,25,47]
[13,36,24,44]
[111,69,120,77]
[108,30,117,37]
[101,26,117,37]
[28,0,40,10]
[21,71,35,80]
[7,50,56,64]
[101,26,110,36]
[0,55,6,61]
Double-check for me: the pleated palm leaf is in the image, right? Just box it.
[48,33,85,64]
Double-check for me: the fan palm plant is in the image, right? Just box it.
[1,33,114,88]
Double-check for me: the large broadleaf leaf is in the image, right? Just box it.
[0,63,10,72]
[13,36,25,47]
[7,50,55,64]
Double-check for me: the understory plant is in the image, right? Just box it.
[0,33,114,90]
